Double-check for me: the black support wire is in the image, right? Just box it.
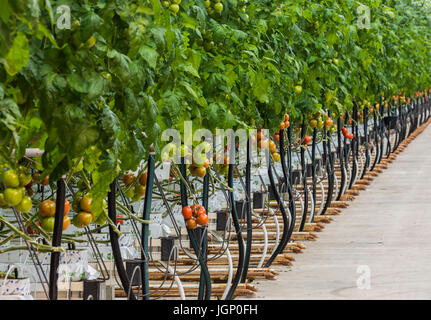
[141,152,155,300]
[179,158,211,300]
[48,179,66,300]
[108,180,136,300]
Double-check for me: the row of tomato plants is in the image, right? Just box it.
[1,0,431,232]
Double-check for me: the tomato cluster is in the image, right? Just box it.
[161,0,182,15]
[182,204,209,230]
[37,199,71,232]
[205,0,224,15]
[341,127,354,140]
[70,196,100,228]
[123,171,148,202]
[0,167,33,213]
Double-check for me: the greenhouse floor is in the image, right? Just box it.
[244,124,431,300]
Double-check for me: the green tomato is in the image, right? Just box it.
[214,2,223,13]
[177,145,191,158]
[169,4,179,14]
[101,72,112,82]
[72,214,84,228]
[72,197,82,213]
[161,143,177,161]
[126,188,135,199]
[0,193,9,208]
[3,170,20,188]
[132,195,142,202]
[16,196,32,213]
[18,172,32,187]
[41,217,55,232]
[94,214,107,226]
[294,85,303,95]
[204,0,211,8]
[4,188,23,206]
[172,0,181,3]
[200,141,212,153]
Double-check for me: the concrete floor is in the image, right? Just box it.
[245,125,431,300]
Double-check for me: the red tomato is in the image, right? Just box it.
[192,205,206,218]
[64,200,70,215]
[196,214,209,226]
[304,136,312,145]
[182,206,193,220]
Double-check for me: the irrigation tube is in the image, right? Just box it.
[311,128,318,219]
[48,179,66,300]
[321,111,335,216]
[240,139,253,283]
[225,156,245,300]
[270,208,280,257]
[336,118,346,200]
[263,129,292,267]
[160,262,186,301]
[278,128,295,255]
[179,158,211,300]
[361,105,369,179]
[298,119,308,230]
[108,180,137,300]
[199,170,210,299]
[221,248,233,300]
[141,152,155,300]
[264,158,289,268]
[349,103,359,188]
[370,106,380,172]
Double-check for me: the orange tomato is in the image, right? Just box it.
[123,173,136,186]
[182,206,193,220]
[203,159,210,169]
[64,199,70,215]
[63,216,71,230]
[77,212,93,227]
[39,200,56,217]
[41,175,50,186]
[269,140,276,152]
[196,214,209,226]
[192,204,206,218]
[80,196,92,212]
[139,172,148,186]
[135,184,146,197]
[186,219,197,230]
[284,114,290,121]
[258,139,268,149]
